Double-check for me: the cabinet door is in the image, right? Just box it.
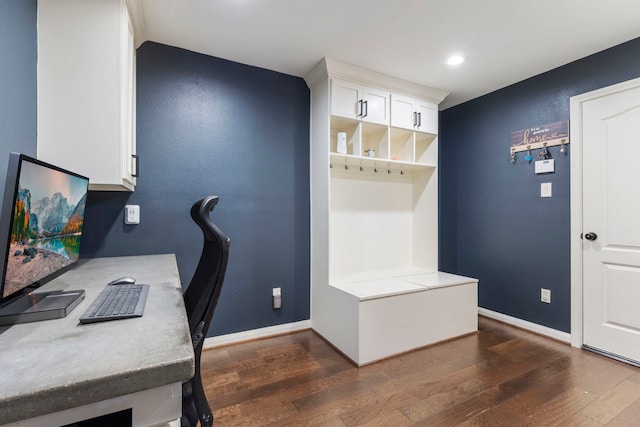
[38,0,136,191]
[390,94,417,130]
[120,0,136,187]
[361,86,389,125]
[331,79,362,120]
[415,99,438,134]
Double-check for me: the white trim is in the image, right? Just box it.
[303,58,449,103]
[202,320,311,349]
[569,89,585,349]
[124,0,147,48]
[478,308,571,343]
[568,76,640,349]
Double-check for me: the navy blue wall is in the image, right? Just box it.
[81,42,310,336]
[4,0,640,337]
[439,37,640,333]
[0,0,37,181]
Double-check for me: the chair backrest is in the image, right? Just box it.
[183,196,230,344]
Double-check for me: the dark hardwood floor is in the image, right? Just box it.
[201,317,640,426]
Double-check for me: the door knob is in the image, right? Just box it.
[584,232,598,241]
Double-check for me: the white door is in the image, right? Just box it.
[580,79,640,364]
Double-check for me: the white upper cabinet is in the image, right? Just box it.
[331,79,390,125]
[38,0,137,191]
[391,94,438,134]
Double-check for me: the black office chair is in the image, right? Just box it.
[181,196,230,427]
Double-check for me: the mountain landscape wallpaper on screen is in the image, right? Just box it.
[3,161,88,298]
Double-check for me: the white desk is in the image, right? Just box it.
[0,254,194,427]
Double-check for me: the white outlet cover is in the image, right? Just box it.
[124,205,140,224]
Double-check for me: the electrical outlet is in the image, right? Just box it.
[541,288,551,304]
[124,205,140,224]
[272,287,282,309]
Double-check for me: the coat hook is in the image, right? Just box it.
[359,166,363,171]
[374,168,378,173]
[344,164,349,170]
[387,169,391,174]
[400,170,405,175]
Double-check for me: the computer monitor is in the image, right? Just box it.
[0,153,89,324]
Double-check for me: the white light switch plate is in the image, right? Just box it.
[541,182,552,198]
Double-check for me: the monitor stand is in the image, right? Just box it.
[0,290,85,326]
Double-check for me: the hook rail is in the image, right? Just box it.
[510,137,569,155]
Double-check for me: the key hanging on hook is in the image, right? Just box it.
[510,147,516,164]
[524,145,532,162]
[559,138,567,154]
[539,145,549,160]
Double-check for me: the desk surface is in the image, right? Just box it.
[0,254,195,424]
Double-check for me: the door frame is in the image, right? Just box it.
[569,76,640,349]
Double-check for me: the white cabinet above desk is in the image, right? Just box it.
[37,0,137,191]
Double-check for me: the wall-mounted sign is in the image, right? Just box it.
[535,158,555,174]
[510,120,569,155]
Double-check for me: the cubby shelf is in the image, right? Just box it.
[330,114,438,168]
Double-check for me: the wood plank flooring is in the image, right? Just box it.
[201,317,640,426]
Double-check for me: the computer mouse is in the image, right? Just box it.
[107,277,136,286]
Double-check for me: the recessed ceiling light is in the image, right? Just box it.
[447,55,465,66]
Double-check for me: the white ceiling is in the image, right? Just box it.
[128,0,640,109]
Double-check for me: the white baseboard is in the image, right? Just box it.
[478,307,571,344]
[203,311,571,350]
[203,320,311,349]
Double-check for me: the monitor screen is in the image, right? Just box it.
[0,153,89,305]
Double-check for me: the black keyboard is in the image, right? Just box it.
[79,284,149,324]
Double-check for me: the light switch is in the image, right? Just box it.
[124,205,140,224]
[541,182,552,198]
